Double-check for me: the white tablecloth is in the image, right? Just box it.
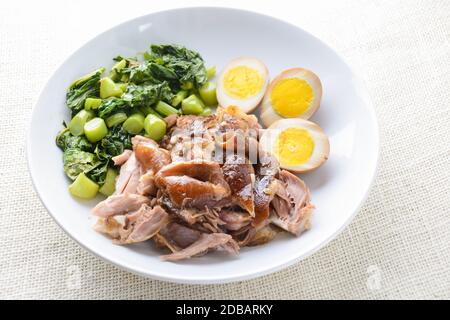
[1,0,449,299]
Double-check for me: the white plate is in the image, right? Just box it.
[27,7,379,284]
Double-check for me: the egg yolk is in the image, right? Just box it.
[223,66,264,99]
[275,128,314,166]
[270,78,314,117]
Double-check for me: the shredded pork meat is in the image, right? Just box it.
[92,106,315,261]
[270,170,314,235]
[92,193,151,218]
[160,233,239,261]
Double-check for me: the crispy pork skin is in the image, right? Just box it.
[155,160,231,209]
[222,154,255,216]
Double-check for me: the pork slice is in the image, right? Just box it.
[122,166,141,194]
[93,215,126,239]
[165,223,202,248]
[270,170,314,235]
[222,154,255,216]
[114,153,140,194]
[177,208,203,225]
[246,224,280,246]
[253,151,279,226]
[155,160,231,209]
[136,171,157,196]
[92,193,151,217]
[160,233,239,261]
[176,114,217,133]
[219,208,252,231]
[112,149,133,166]
[116,205,169,244]
[131,135,158,149]
[131,133,171,173]
[271,182,291,220]
[253,175,278,225]
[135,143,171,173]
[162,176,230,208]
[190,207,226,233]
[215,106,260,132]
[164,114,178,129]
[156,160,229,188]
[160,203,225,234]
[166,124,216,162]
[153,233,180,253]
[154,222,208,253]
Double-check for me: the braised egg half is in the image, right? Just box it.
[260,68,322,127]
[217,58,269,113]
[260,118,329,173]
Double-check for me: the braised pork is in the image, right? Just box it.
[114,153,141,194]
[112,149,133,166]
[116,205,168,244]
[92,106,315,261]
[92,193,151,217]
[160,233,239,261]
[155,160,231,209]
[270,170,314,235]
[222,154,255,215]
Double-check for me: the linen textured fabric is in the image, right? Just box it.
[0,0,449,299]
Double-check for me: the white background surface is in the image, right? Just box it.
[1,0,449,299]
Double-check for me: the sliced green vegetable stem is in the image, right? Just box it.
[68,172,99,199]
[84,98,102,110]
[69,110,94,136]
[155,101,179,116]
[144,114,167,141]
[106,112,127,128]
[207,66,216,79]
[100,77,123,99]
[182,94,205,115]
[98,168,117,196]
[122,113,145,134]
[84,118,108,143]
[172,90,188,107]
[198,81,218,106]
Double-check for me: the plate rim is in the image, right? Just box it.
[26,6,380,284]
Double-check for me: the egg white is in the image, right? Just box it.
[259,118,329,173]
[217,57,269,113]
[260,68,322,128]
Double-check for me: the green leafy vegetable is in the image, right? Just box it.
[123,44,207,90]
[58,129,108,185]
[58,43,211,196]
[97,97,130,119]
[63,148,98,180]
[97,126,132,159]
[122,82,173,108]
[123,63,157,84]
[147,63,179,86]
[66,68,104,115]
[149,44,208,89]
[86,160,109,186]
[56,128,93,152]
